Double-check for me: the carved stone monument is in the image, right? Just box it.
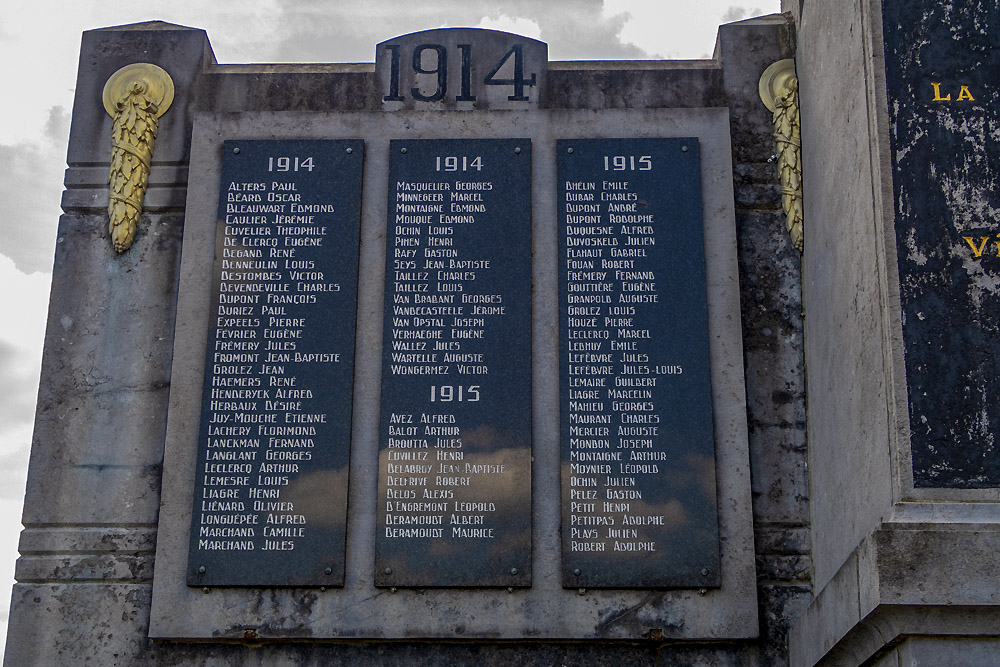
[29,6,1000,664]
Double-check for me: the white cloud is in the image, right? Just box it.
[0,254,49,433]
[264,0,652,62]
[0,140,63,275]
[721,6,765,22]
[0,6,89,145]
[0,255,47,660]
[605,0,776,59]
[42,106,70,145]
[476,15,543,40]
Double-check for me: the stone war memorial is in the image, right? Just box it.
[7,1,1000,665]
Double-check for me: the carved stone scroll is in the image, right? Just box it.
[102,63,174,253]
[759,59,803,252]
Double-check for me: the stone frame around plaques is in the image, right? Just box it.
[150,107,755,641]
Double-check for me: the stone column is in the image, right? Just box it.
[786,0,1000,664]
[4,23,211,666]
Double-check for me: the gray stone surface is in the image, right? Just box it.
[791,523,1000,667]
[720,19,809,666]
[795,0,895,594]
[895,637,1000,667]
[758,584,812,667]
[9,577,753,667]
[870,650,900,667]
[68,23,211,166]
[20,212,183,527]
[151,107,756,641]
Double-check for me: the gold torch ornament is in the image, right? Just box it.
[759,59,803,253]
[103,63,175,253]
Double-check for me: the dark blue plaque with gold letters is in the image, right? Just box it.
[883,1,1000,487]
[186,139,362,587]
[375,138,532,587]
[557,138,720,589]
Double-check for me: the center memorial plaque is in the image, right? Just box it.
[186,139,363,587]
[375,138,532,587]
[557,138,720,589]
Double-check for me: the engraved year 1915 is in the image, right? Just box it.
[430,385,481,402]
[604,155,653,171]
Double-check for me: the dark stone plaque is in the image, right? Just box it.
[557,138,720,588]
[187,139,362,586]
[882,1,1000,487]
[375,138,531,587]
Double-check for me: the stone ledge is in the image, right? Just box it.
[18,526,157,554]
[61,185,188,213]
[15,553,154,583]
[65,165,189,188]
[789,523,1000,667]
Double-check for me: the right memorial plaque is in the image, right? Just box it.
[557,138,720,589]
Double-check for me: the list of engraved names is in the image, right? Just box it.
[188,140,361,586]
[558,139,719,588]
[376,139,531,587]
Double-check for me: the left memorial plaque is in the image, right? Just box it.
[187,139,363,587]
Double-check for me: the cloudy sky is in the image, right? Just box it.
[0,0,776,654]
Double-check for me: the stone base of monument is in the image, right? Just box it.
[792,524,1000,666]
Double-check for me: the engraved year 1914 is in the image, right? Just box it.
[382,42,537,102]
[267,156,315,172]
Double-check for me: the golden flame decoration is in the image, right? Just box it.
[759,59,803,252]
[102,64,174,253]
